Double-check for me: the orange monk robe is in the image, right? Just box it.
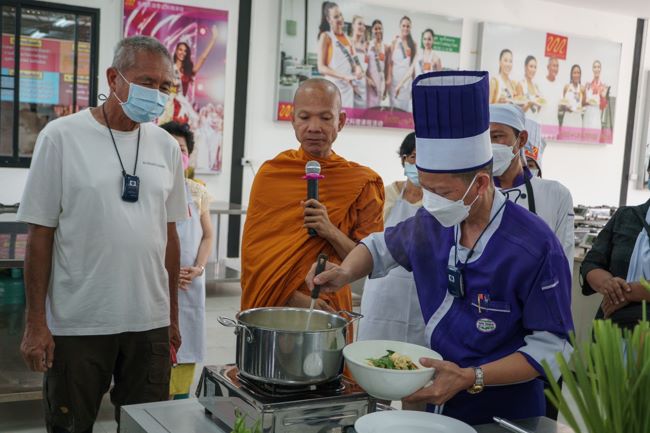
[241,148,384,312]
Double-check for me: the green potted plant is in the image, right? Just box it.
[543,285,650,433]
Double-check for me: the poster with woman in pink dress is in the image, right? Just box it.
[123,0,229,172]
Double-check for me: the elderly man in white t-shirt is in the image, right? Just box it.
[17,36,188,432]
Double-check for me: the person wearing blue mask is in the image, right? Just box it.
[358,132,426,346]
[305,71,574,426]
[17,36,188,433]
[489,105,574,270]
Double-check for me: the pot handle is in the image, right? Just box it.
[217,316,254,343]
[337,310,363,324]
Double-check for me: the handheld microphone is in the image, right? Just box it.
[305,161,322,237]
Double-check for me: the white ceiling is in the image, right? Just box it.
[545,0,650,18]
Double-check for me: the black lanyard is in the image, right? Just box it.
[101,104,140,178]
[454,197,508,270]
[524,179,536,214]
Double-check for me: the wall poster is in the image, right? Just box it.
[276,0,463,129]
[124,0,229,173]
[479,22,622,144]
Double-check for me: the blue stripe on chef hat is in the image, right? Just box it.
[412,71,492,173]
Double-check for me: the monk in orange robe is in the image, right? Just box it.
[241,79,384,313]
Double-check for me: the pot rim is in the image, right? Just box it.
[235,306,349,333]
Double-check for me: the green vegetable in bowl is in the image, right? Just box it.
[367,350,419,370]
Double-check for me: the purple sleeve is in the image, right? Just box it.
[521,239,574,338]
[383,217,417,272]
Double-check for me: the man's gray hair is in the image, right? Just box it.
[112,36,172,72]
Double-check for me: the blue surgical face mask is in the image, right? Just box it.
[114,70,169,123]
[404,162,420,187]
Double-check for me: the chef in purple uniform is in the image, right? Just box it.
[305,70,574,425]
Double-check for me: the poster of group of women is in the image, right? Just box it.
[276,0,462,129]
[479,22,622,144]
[123,0,229,173]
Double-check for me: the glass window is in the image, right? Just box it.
[0,2,98,167]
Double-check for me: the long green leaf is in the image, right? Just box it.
[544,318,650,433]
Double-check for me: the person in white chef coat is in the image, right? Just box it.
[490,104,574,267]
[358,132,427,346]
[160,121,214,399]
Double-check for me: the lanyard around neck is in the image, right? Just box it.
[454,198,507,269]
[102,104,140,177]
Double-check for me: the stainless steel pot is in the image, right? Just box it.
[218,307,362,385]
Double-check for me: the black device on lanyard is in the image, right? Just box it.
[102,105,141,202]
[447,198,508,298]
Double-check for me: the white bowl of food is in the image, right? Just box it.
[343,340,442,401]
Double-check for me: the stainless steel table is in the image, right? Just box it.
[121,399,226,433]
[120,399,574,433]
[474,416,574,432]
[208,202,246,283]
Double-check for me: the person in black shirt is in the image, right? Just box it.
[581,199,650,329]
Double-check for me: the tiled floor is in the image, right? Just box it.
[0,282,583,433]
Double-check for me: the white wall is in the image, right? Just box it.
[243,0,643,208]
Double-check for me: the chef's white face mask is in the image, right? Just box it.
[422,174,480,227]
[491,142,519,176]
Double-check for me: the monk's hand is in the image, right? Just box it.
[286,290,335,313]
[305,260,349,294]
[302,199,335,239]
[402,359,474,406]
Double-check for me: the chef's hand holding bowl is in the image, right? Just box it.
[306,261,477,404]
[402,358,478,406]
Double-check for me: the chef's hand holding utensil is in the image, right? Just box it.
[305,260,350,295]
[310,254,329,300]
